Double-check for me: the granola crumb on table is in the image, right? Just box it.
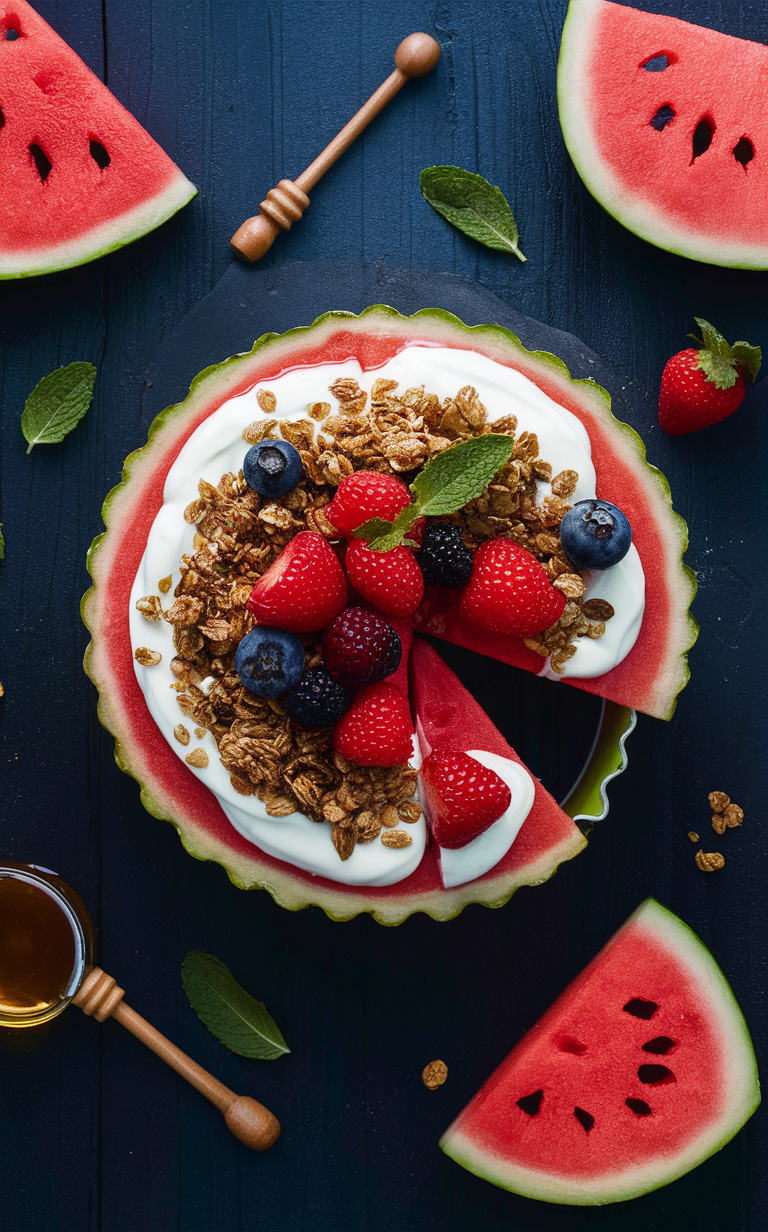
[422,1060,449,1090]
[144,376,610,859]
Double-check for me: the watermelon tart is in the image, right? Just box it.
[82,307,695,923]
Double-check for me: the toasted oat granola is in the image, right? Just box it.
[158,377,610,857]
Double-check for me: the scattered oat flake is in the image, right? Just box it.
[582,598,615,621]
[696,850,725,872]
[381,830,412,849]
[195,727,207,740]
[257,388,277,415]
[135,647,162,666]
[422,1060,448,1090]
[0,681,4,697]
[723,803,743,828]
[158,575,173,594]
[185,748,209,769]
[708,791,730,813]
[174,724,191,746]
[711,813,727,836]
[688,831,699,843]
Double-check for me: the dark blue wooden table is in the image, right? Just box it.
[1,2,767,1229]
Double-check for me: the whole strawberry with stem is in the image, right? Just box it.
[658,318,761,436]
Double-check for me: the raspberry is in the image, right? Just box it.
[421,748,512,848]
[283,667,354,728]
[344,539,424,618]
[333,681,414,767]
[326,471,411,538]
[417,523,474,587]
[458,537,565,637]
[322,606,402,689]
[246,532,348,633]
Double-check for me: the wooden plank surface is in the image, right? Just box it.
[0,1,766,1229]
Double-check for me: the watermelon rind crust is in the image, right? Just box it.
[561,702,635,832]
[82,306,694,922]
[0,171,197,280]
[557,1,768,270]
[439,899,760,1204]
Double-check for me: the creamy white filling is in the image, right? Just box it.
[130,345,646,887]
[431,751,536,889]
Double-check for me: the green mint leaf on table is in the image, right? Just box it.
[21,361,97,453]
[181,951,290,1060]
[420,166,526,262]
[358,434,515,552]
[689,318,762,389]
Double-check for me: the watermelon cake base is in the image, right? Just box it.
[83,303,693,922]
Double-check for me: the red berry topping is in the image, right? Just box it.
[247,531,348,633]
[658,318,761,436]
[344,539,424,618]
[458,537,565,637]
[326,471,411,537]
[421,748,511,849]
[333,681,414,767]
[322,606,402,689]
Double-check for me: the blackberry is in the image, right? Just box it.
[417,523,474,587]
[323,606,402,689]
[283,666,354,728]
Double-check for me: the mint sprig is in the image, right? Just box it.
[181,951,290,1060]
[420,166,526,262]
[354,433,515,552]
[689,318,761,389]
[20,361,97,453]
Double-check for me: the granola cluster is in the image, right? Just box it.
[137,374,614,858]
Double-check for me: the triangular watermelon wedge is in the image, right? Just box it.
[0,0,196,278]
[410,640,585,890]
[441,899,760,1205]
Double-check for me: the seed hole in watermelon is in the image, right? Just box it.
[29,144,52,183]
[573,1107,594,1133]
[516,1090,543,1117]
[0,105,4,129]
[557,1035,588,1055]
[89,140,111,171]
[625,1097,653,1117]
[649,105,675,132]
[622,998,658,1020]
[33,72,55,95]
[637,1064,675,1085]
[691,116,715,161]
[641,1035,676,1055]
[733,137,754,169]
[4,27,20,41]
[641,53,671,72]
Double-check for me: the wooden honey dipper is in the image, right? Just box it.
[73,966,280,1151]
[230,31,441,263]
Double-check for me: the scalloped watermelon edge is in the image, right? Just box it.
[557,1,768,270]
[82,306,693,923]
[440,899,761,1204]
[0,170,197,279]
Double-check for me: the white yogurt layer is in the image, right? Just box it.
[431,751,536,889]
[130,345,645,888]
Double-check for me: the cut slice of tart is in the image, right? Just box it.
[410,639,585,891]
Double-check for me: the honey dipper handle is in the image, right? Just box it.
[73,968,280,1151]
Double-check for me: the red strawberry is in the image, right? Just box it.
[326,471,411,537]
[247,532,347,633]
[421,749,511,849]
[658,318,761,435]
[458,537,565,637]
[344,539,424,618]
[333,681,414,767]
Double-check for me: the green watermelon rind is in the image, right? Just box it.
[0,170,197,280]
[561,702,636,832]
[439,898,760,1204]
[82,306,694,922]
[557,1,768,270]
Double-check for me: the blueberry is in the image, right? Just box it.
[283,667,354,727]
[559,500,632,570]
[416,523,474,587]
[243,439,302,497]
[234,626,304,698]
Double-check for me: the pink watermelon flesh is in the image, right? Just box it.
[410,639,584,875]
[440,899,760,1205]
[0,0,196,278]
[83,308,693,920]
[558,1,768,268]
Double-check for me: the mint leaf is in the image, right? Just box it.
[420,166,526,261]
[21,361,97,454]
[181,951,290,1060]
[363,434,515,551]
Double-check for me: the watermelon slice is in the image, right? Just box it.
[0,0,196,278]
[441,899,760,1205]
[558,1,768,268]
[82,306,684,920]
